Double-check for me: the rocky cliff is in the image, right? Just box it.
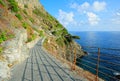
[0,0,84,80]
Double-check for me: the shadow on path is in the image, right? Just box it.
[9,39,84,81]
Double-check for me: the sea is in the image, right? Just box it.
[70,31,120,81]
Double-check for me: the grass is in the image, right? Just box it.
[23,9,27,15]
[27,27,37,42]
[0,46,3,54]
[56,23,62,28]
[29,18,34,23]
[8,0,19,12]
[33,28,44,37]
[56,37,64,47]
[15,14,22,20]
[0,32,7,44]
[22,22,37,42]
[33,7,45,17]
[24,4,28,8]
[46,12,56,21]
[0,0,5,6]
[39,30,44,37]
[27,34,37,42]
[22,22,29,29]
[0,31,14,44]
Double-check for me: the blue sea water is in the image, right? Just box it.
[70,31,120,48]
[70,31,120,81]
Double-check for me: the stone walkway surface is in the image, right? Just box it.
[9,40,87,81]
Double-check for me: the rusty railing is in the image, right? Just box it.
[72,46,120,81]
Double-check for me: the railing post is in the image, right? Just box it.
[96,48,100,81]
[70,46,73,70]
[72,48,76,70]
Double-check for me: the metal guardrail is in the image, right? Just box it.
[71,46,120,81]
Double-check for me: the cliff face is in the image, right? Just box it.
[0,0,84,80]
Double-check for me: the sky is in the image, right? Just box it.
[40,0,120,31]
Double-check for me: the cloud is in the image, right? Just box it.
[70,3,78,9]
[81,2,90,10]
[57,9,76,27]
[70,1,106,13]
[70,2,90,14]
[93,1,106,12]
[116,12,120,16]
[112,10,120,25]
[86,12,100,25]
[116,10,120,17]
[69,1,106,26]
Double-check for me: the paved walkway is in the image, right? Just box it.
[9,40,87,81]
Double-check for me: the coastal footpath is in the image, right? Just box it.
[8,38,88,81]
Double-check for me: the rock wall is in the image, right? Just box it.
[0,28,40,81]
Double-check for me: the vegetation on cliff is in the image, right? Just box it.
[0,0,83,61]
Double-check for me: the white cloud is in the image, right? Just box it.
[70,2,90,14]
[116,12,120,16]
[112,11,120,24]
[86,12,100,25]
[116,10,120,17]
[70,1,106,13]
[81,2,90,9]
[57,9,76,27]
[69,1,106,26]
[93,1,106,12]
[70,3,78,9]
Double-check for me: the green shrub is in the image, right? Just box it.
[56,38,64,47]
[27,38,32,42]
[33,8,44,17]
[32,34,37,40]
[22,22,29,29]
[51,31,57,35]
[64,34,72,43]
[27,34,37,42]
[62,28,68,35]
[23,9,27,15]
[0,31,14,44]
[29,18,34,23]
[24,4,28,8]
[56,23,63,29]
[0,47,3,54]
[39,30,44,37]
[8,0,19,12]
[72,36,80,39]
[0,38,3,44]
[46,13,55,21]
[0,32,7,41]
[33,8,39,15]
[33,28,44,37]
[15,14,22,20]
[0,32,7,44]
[0,0,5,6]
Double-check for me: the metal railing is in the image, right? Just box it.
[71,46,120,81]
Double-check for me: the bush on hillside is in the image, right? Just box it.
[23,9,27,15]
[0,0,5,6]
[22,22,29,29]
[29,18,34,23]
[0,46,3,54]
[8,0,19,12]
[24,4,28,8]
[0,32,7,44]
[33,8,45,17]
[15,14,22,20]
